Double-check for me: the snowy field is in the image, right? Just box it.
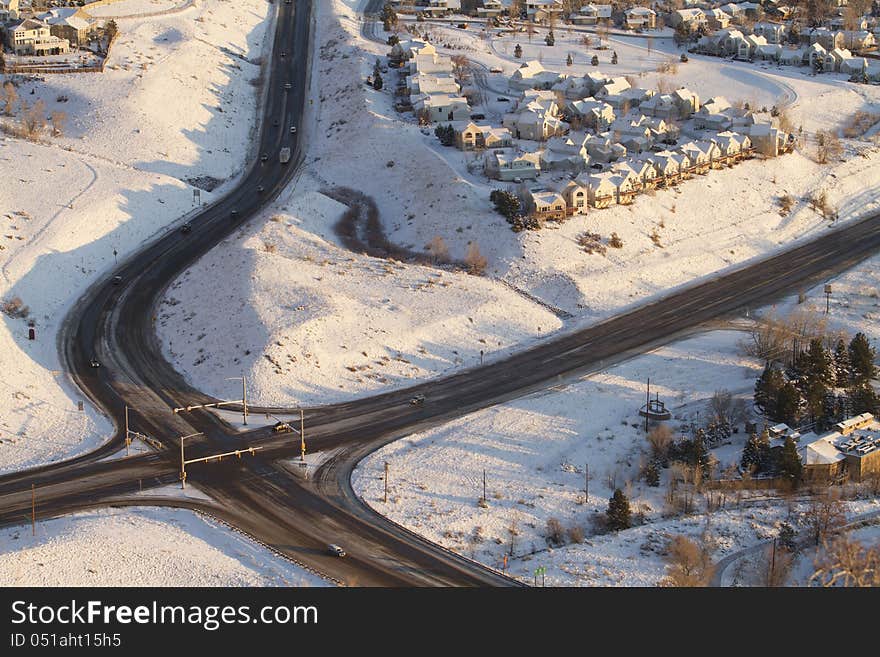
[157,0,880,409]
[0,0,272,473]
[87,0,189,18]
[0,507,329,586]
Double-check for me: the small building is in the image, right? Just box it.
[561,179,589,214]
[0,0,20,23]
[8,18,69,56]
[413,94,470,123]
[625,7,656,31]
[526,188,567,221]
[486,149,542,182]
[454,122,513,151]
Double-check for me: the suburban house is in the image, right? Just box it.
[639,87,699,120]
[8,18,69,55]
[806,27,844,51]
[572,3,612,25]
[42,12,90,48]
[407,72,460,97]
[711,131,752,164]
[625,7,656,31]
[476,0,504,18]
[602,87,655,112]
[694,96,734,130]
[502,90,566,141]
[746,121,790,156]
[413,93,470,122]
[422,0,462,17]
[697,28,748,56]
[842,30,876,51]
[615,158,658,191]
[454,122,513,151]
[679,141,712,173]
[561,180,589,214]
[390,39,436,64]
[526,0,564,23]
[753,21,787,43]
[651,150,691,185]
[486,148,542,182]
[823,47,854,72]
[703,8,731,30]
[565,98,615,131]
[540,133,590,172]
[525,188,567,221]
[580,172,618,208]
[510,60,566,91]
[585,133,627,163]
[669,8,707,29]
[755,43,782,61]
[595,76,631,99]
[0,0,20,23]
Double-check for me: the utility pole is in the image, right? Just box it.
[769,537,777,586]
[585,463,589,503]
[300,408,306,462]
[178,432,202,489]
[645,378,650,434]
[384,461,389,503]
[31,484,35,537]
[241,375,248,426]
[482,469,487,504]
[824,284,832,315]
[124,405,130,457]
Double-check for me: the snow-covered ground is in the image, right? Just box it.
[0,0,272,473]
[0,507,329,586]
[351,321,880,586]
[155,0,880,409]
[87,0,190,18]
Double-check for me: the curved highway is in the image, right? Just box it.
[1,0,880,587]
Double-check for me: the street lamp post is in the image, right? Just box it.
[226,376,248,425]
[178,432,204,489]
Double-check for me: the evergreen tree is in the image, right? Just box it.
[741,433,762,471]
[372,72,383,90]
[606,488,632,531]
[611,51,618,65]
[514,43,523,58]
[849,332,876,384]
[644,461,660,487]
[566,53,573,66]
[833,338,851,387]
[775,381,802,426]
[673,21,691,46]
[778,522,797,551]
[545,31,555,46]
[490,189,522,221]
[591,54,599,66]
[849,383,880,415]
[691,431,711,478]
[778,435,803,486]
[805,338,833,387]
[434,124,455,146]
[755,364,785,418]
[804,378,828,426]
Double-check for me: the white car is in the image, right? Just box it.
[328,544,346,557]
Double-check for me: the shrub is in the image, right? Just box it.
[546,517,565,545]
[2,296,29,319]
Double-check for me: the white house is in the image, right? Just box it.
[414,94,470,123]
[510,60,566,91]
[625,7,656,30]
[565,98,615,131]
[9,18,69,55]
[572,3,612,25]
[0,0,20,22]
[540,133,590,172]
[487,148,542,182]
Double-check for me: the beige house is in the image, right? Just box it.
[8,19,69,55]
[625,7,656,30]
[526,188,567,221]
[561,180,589,215]
[1,0,20,22]
[454,122,513,151]
[486,149,542,182]
[581,173,618,208]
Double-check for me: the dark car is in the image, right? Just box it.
[261,153,268,162]
[180,223,191,234]
[257,185,265,194]
[280,51,286,58]
[497,97,510,102]
[230,209,239,218]
[273,119,280,126]
[90,358,101,368]
[112,275,122,285]
[470,113,485,120]
[328,544,346,557]
[410,394,425,406]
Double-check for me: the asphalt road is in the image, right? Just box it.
[1,1,880,587]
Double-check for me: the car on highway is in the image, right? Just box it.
[290,126,297,134]
[273,119,279,126]
[257,185,265,194]
[261,153,268,162]
[89,358,101,368]
[470,113,485,120]
[230,209,239,218]
[489,66,503,73]
[284,82,292,91]
[410,394,425,406]
[280,51,286,58]
[328,544,346,557]
[273,421,292,433]
[497,97,510,102]
[112,275,122,286]
[180,223,191,234]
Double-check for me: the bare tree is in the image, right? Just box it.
[2,81,18,117]
[656,76,673,94]
[647,424,673,461]
[811,536,880,587]
[709,389,733,424]
[425,235,450,264]
[50,110,67,137]
[20,99,47,139]
[803,491,846,547]
[659,534,715,586]
[464,241,488,274]
[815,130,843,164]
